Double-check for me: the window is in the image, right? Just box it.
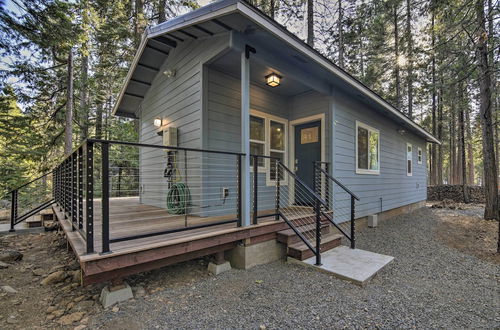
[407,143,413,176]
[356,121,380,175]
[417,147,422,164]
[250,111,288,185]
[250,115,265,168]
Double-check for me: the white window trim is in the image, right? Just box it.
[250,110,288,186]
[355,121,380,175]
[417,147,422,164]
[407,143,413,176]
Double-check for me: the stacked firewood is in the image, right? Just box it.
[427,185,485,203]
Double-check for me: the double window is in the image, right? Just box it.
[250,111,287,184]
[356,121,380,175]
[417,147,423,164]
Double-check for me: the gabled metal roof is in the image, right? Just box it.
[112,0,440,144]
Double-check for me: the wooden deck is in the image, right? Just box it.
[53,197,297,284]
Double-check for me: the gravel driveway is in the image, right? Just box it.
[91,207,500,329]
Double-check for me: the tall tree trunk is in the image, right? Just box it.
[95,103,103,140]
[307,0,314,47]
[158,0,166,23]
[437,72,443,185]
[430,4,437,185]
[134,0,145,48]
[450,99,456,184]
[394,3,401,110]
[406,0,413,119]
[475,0,499,226]
[79,54,89,141]
[459,101,469,202]
[338,0,344,68]
[64,49,74,156]
[488,0,499,177]
[465,103,475,185]
[270,0,276,19]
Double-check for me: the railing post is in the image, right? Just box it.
[312,161,317,194]
[315,199,322,266]
[325,162,330,210]
[252,156,258,225]
[9,190,17,232]
[85,141,95,254]
[275,160,280,221]
[350,195,355,249]
[101,141,110,254]
[236,154,242,227]
[77,147,84,230]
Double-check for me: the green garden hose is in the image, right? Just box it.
[166,182,190,214]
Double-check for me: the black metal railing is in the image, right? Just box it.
[4,172,54,231]
[314,161,359,249]
[52,139,247,254]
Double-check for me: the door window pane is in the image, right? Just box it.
[270,121,285,151]
[250,116,264,141]
[357,126,368,169]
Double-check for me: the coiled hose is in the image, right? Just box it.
[166,182,190,214]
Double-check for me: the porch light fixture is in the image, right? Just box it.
[265,73,281,87]
[154,118,162,127]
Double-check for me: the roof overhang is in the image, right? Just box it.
[112,0,440,144]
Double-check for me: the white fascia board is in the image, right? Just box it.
[236,2,440,145]
[112,2,239,116]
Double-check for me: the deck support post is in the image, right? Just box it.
[240,50,251,227]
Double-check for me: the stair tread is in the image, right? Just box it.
[277,223,328,237]
[288,233,343,251]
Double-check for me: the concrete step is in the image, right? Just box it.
[287,233,342,261]
[40,208,54,221]
[277,224,330,245]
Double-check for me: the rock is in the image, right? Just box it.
[41,271,68,285]
[57,312,85,326]
[74,325,87,330]
[80,317,89,324]
[112,306,119,313]
[47,314,56,321]
[47,306,57,314]
[74,295,86,303]
[134,286,146,297]
[72,270,81,283]
[259,325,266,330]
[32,268,45,276]
[6,315,18,324]
[2,285,17,293]
[66,302,75,311]
[48,265,65,274]
[0,261,9,269]
[0,249,23,262]
[52,309,65,318]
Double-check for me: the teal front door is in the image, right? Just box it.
[294,120,321,205]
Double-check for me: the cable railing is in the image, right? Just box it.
[4,172,54,231]
[53,139,246,254]
[314,161,359,248]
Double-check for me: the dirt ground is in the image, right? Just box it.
[0,204,498,329]
[430,202,500,265]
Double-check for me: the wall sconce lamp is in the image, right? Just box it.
[265,73,281,87]
[154,118,162,128]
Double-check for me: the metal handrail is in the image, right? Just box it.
[314,162,359,200]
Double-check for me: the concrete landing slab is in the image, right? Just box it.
[288,246,394,286]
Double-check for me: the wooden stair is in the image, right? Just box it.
[277,221,343,261]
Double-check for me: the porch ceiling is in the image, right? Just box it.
[208,50,311,96]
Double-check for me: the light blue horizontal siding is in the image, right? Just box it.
[332,91,427,222]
